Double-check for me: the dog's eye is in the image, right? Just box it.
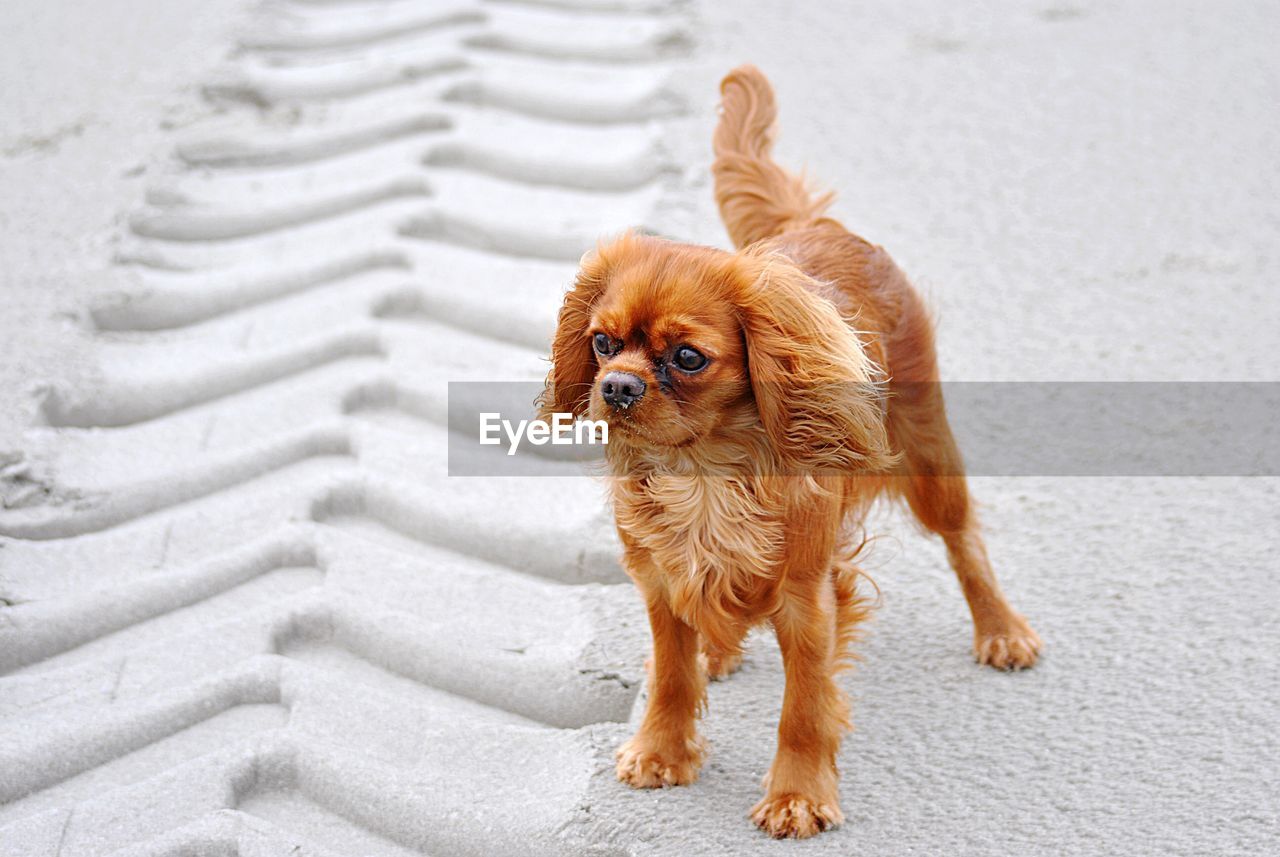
[593,333,621,356]
[672,345,708,372]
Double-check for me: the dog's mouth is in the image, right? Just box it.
[604,413,701,452]
[604,413,647,440]
[589,389,701,450]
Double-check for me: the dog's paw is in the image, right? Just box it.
[615,735,703,788]
[975,615,1042,670]
[751,793,843,839]
[698,648,742,681]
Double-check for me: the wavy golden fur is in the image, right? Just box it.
[542,65,1040,838]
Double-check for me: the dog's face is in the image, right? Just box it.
[581,244,751,448]
[541,232,894,473]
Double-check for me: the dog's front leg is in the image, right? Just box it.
[752,576,847,838]
[616,587,706,788]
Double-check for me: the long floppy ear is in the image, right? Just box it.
[538,246,610,420]
[733,256,896,476]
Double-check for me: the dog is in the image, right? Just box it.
[539,64,1041,838]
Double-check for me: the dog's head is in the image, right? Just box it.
[540,232,893,475]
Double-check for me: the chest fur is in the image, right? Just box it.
[613,474,785,621]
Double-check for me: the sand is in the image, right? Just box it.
[1,0,1277,855]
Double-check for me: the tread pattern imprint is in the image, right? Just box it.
[0,0,700,853]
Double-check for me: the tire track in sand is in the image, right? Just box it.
[0,0,695,852]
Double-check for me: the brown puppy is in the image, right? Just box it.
[540,65,1040,838]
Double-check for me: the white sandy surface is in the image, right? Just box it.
[1,1,1277,855]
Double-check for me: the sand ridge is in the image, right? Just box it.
[1,0,692,852]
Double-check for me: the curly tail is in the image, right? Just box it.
[712,64,835,249]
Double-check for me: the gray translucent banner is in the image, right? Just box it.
[446,382,1279,477]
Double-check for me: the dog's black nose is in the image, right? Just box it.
[601,371,646,409]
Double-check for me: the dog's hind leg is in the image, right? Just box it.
[698,628,747,680]
[889,380,1042,670]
